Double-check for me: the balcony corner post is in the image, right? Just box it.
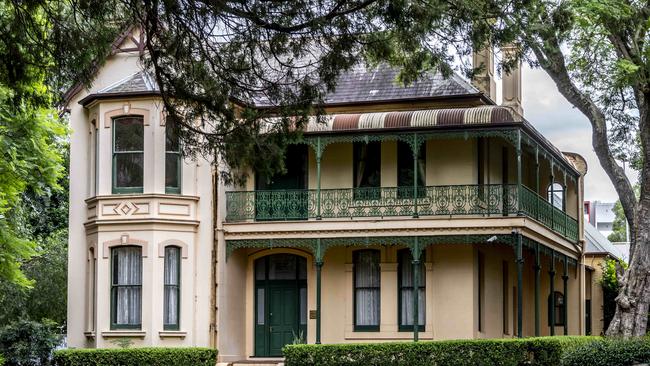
[412,133,419,218]
[563,173,568,237]
[516,130,522,216]
[535,146,540,219]
[316,137,322,220]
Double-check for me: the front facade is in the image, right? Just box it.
[66,31,590,363]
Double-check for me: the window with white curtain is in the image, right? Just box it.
[398,249,425,331]
[354,250,380,331]
[164,246,180,330]
[111,246,142,329]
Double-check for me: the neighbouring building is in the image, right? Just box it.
[65,29,592,364]
[584,201,616,238]
[583,223,624,335]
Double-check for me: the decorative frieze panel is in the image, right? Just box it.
[85,194,199,226]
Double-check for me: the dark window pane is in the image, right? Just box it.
[354,250,380,328]
[354,142,381,188]
[166,123,180,152]
[255,258,266,280]
[165,153,180,188]
[268,254,297,280]
[115,153,144,188]
[397,141,426,188]
[114,117,144,151]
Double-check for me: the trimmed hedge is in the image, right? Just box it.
[562,337,650,366]
[283,336,599,366]
[53,347,217,366]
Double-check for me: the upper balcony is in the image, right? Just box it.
[224,106,582,243]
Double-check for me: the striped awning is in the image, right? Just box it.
[303,105,522,133]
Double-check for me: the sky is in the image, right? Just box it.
[499,66,638,203]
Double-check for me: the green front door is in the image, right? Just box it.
[255,254,307,357]
[269,284,298,356]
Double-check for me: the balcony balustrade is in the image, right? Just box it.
[226,184,578,242]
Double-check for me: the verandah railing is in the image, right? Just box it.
[226,184,578,242]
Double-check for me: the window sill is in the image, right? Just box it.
[345,331,433,340]
[101,330,146,338]
[83,331,96,339]
[159,331,187,338]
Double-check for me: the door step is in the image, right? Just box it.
[228,359,284,366]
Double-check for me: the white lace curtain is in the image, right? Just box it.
[164,246,180,327]
[399,250,425,326]
[113,246,142,326]
[355,250,380,326]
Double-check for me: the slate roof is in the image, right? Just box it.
[85,64,479,106]
[97,71,159,94]
[584,223,624,260]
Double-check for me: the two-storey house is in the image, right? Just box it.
[65,29,589,364]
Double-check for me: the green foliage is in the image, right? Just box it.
[52,348,218,366]
[0,320,61,366]
[0,354,4,366]
[608,201,628,243]
[109,338,134,349]
[600,258,626,331]
[283,336,599,366]
[561,337,650,366]
[0,229,68,326]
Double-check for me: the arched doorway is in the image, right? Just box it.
[254,254,307,356]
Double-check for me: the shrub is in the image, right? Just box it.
[0,354,5,366]
[53,347,217,366]
[562,337,650,366]
[0,320,61,366]
[283,336,599,366]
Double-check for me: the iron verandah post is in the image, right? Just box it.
[534,242,541,337]
[315,238,323,344]
[563,254,569,336]
[412,237,421,341]
[549,250,556,336]
[515,232,523,338]
[516,130,522,216]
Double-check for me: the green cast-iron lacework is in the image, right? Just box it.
[226,184,578,242]
[225,234,579,267]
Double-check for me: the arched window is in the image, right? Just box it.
[548,291,565,326]
[354,250,380,331]
[547,183,565,211]
[163,246,181,330]
[111,246,142,329]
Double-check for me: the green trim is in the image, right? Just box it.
[163,246,181,331]
[112,116,144,195]
[110,246,142,330]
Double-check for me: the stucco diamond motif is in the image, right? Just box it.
[115,201,137,216]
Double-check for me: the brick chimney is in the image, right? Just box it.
[471,46,496,101]
[501,45,523,116]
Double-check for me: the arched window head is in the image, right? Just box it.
[547,183,565,210]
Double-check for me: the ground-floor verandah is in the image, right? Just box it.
[217,234,582,361]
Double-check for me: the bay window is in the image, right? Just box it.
[163,246,181,330]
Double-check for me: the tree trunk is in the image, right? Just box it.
[606,206,650,337]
